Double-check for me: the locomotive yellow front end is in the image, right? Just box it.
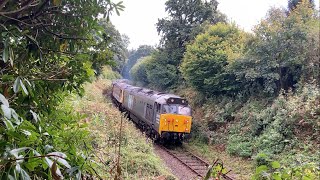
[159,114,192,134]
[157,97,192,140]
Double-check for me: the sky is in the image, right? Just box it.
[111,0,319,49]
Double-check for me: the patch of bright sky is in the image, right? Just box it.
[111,0,319,49]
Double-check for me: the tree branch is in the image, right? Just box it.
[0,0,10,11]
[0,13,33,26]
[9,154,67,162]
[30,78,68,81]
[43,26,89,40]
[0,0,40,16]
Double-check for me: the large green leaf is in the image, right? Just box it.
[0,93,9,107]
[2,39,9,63]
[9,46,14,66]
[256,165,268,174]
[1,104,11,119]
[13,77,21,93]
[20,168,31,180]
[30,110,39,122]
[271,161,281,169]
[20,79,29,96]
[3,119,14,129]
[10,147,31,158]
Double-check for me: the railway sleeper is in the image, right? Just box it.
[187,163,206,166]
[175,156,194,160]
[184,160,205,164]
[188,166,208,170]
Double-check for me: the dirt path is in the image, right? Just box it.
[153,144,201,180]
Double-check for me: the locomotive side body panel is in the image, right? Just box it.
[112,84,122,103]
[128,91,155,127]
[122,87,131,110]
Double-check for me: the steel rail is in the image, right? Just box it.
[161,145,206,178]
[160,145,235,180]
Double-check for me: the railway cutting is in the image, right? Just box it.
[109,80,235,179]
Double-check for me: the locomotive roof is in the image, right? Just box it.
[113,80,186,105]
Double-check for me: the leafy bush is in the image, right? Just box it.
[0,0,126,178]
[187,82,319,162]
[181,22,248,95]
[145,51,179,90]
[130,56,152,86]
[252,153,320,180]
[122,45,155,79]
[226,135,253,158]
[237,1,319,94]
[255,129,286,154]
[101,66,121,80]
[0,91,95,179]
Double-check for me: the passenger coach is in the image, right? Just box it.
[111,79,192,141]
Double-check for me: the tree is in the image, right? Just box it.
[151,0,226,89]
[157,0,225,51]
[130,56,152,86]
[0,0,124,178]
[239,0,319,94]
[97,19,129,75]
[122,45,154,79]
[288,0,314,11]
[145,51,179,89]
[181,23,248,95]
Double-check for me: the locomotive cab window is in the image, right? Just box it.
[178,105,191,115]
[162,104,191,115]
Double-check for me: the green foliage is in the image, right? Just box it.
[0,0,126,178]
[123,45,155,79]
[157,0,226,50]
[130,56,152,86]
[204,160,230,180]
[189,82,319,164]
[236,1,319,94]
[288,0,315,11]
[148,0,226,89]
[97,19,129,74]
[181,23,248,95]
[101,66,121,80]
[226,135,253,158]
[144,51,179,90]
[0,91,94,179]
[252,154,320,180]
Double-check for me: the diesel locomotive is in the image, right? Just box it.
[111,79,192,141]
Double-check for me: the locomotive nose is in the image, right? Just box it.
[159,114,192,135]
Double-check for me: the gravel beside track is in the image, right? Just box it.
[153,144,202,180]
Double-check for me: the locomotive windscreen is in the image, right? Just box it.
[166,97,188,105]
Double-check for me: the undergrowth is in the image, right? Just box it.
[71,75,174,179]
[177,83,320,179]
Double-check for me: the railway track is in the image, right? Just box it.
[160,145,234,180]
